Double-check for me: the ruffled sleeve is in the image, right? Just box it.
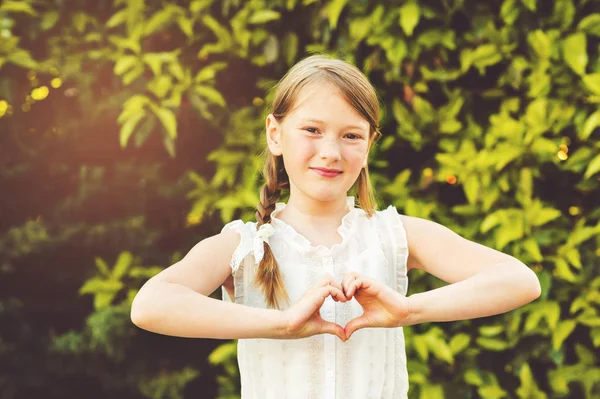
[221,219,256,274]
[220,220,256,304]
[381,206,410,296]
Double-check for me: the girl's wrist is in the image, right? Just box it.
[405,295,420,326]
[263,309,290,339]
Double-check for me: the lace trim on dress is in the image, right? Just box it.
[270,196,358,255]
[383,206,410,296]
[221,220,256,275]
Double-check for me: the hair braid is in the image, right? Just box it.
[254,154,290,309]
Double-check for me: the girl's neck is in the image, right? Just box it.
[279,191,350,228]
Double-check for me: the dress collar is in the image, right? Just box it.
[273,196,355,213]
[270,196,357,254]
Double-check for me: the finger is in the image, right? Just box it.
[346,278,363,299]
[342,272,358,286]
[317,274,343,291]
[317,273,335,287]
[342,272,360,297]
[321,320,347,342]
[345,316,370,339]
[321,285,347,303]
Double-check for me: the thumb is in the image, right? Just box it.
[344,316,370,339]
[320,320,347,342]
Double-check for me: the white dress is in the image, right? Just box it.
[221,197,410,399]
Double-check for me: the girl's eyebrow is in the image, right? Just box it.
[300,118,368,131]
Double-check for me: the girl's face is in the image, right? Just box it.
[266,83,371,204]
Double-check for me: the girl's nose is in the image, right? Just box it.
[319,139,342,161]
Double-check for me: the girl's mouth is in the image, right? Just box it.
[310,167,343,178]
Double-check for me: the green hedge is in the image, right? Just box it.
[1,0,599,398]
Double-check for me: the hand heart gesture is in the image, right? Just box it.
[282,274,348,341]
[341,272,410,339]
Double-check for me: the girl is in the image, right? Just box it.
[131,54,541,398]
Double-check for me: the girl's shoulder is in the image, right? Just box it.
[221,220,258,274]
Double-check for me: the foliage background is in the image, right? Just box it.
[1,0,599,398]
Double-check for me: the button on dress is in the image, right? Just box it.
[221,197,410,399]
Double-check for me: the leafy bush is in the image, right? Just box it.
[1,0,599,398]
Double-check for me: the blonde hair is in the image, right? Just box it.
[255,54,382,309]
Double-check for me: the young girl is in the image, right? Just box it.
[131,55,541,398]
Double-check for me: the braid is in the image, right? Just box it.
[254,154,290,309]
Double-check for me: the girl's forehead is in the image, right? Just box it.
[286,83,369,128]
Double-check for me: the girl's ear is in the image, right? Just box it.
[266,114,283,156]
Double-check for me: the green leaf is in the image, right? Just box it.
[94,292,116,310]
[0,1,38,15]
[477,337,509,351]
[413,334,429,361]
[129,266,164,279]
[463,175,479,204]
[79,278,123,295]
[521,0,536,11]
[327,0,348,29]
[399,1,420,36]
[248,10,281,24]
[554,258,578,282]
[523,238,543,261]
[464,369,484,386]
[580,110,600,140]
[177,17,194,38]
[144,9,175,36]
[426,334,454,364]
[120,109,145,148]
[94,258,111,277]
[148,75,172,98]
[195,85,226,107]
[583,154,600,179]
[123,66,143,85]
[552,320,576,350]
[578,13,600,37]
[552,0,575,29]
[517,363,547,399]
[283,32,299,66]
[152,106,178,139]
[194,62,227,82]
[496,221,524,249]
[114,56,138,76]
[112,252,133,280]
[439,119,462,134]
[582,73,600,95]
[449,333,471,355]
[8,50,37,69]
[419,384,444,399]
[563,33,588,75]
[208,341,237,364]
[564,248,582,269]
[501,0,520,25]
[168,62,185,81]
[479,325,505,337]
[478,385,508,399]
[41,11,60,30]
[530,208,561,226]
[106,10,127,28]
[527,30,551,60]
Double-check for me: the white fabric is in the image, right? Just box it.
[221,197,410,399]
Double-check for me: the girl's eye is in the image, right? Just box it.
[304,127,319,134]
[345,133,363,140]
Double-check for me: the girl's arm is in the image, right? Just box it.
[400,215,541,325]
[130,230,287,339]
[130,230,347,340]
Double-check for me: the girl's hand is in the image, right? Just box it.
[342,272,410,339]
[282,274,347,341]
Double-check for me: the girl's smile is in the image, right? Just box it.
[310,167,343,178]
